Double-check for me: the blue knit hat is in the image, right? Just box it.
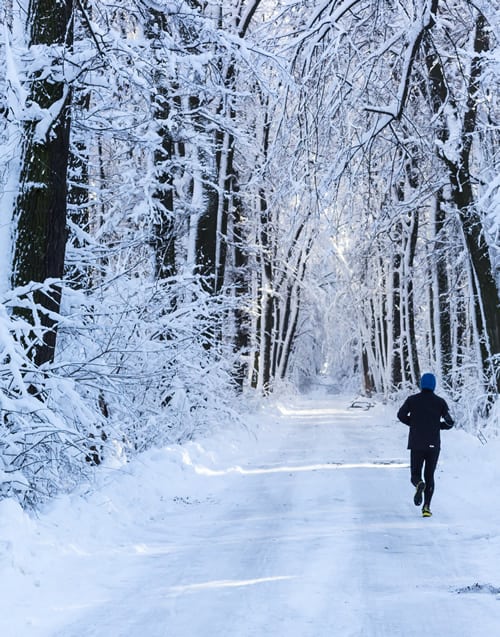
[420,373,436,391]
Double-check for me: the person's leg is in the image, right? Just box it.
[410,450,425,486]
[422,448,440,506]
[410,450,427,505]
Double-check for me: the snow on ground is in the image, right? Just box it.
[1,392,499,636]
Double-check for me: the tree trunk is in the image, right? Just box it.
[148,10,177,282]
[391,227,403,389]
[405,207,420,384]
[446,14,499,395]
[424,12,499,396]
[195,77,235,294]
[434,190,452,384]
[230,187,249,389]
[12,0,73,366]
[253,187,273,392]
[276,238,313,380]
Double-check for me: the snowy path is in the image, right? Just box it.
[2,394,500,636]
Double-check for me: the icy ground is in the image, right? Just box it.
[1,393,500,636]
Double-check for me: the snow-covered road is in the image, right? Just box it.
[2,394,500,635]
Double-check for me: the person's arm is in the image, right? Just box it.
[397,399,411,426]
[440,400,454,429]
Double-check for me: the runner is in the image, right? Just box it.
[397,373,454,517]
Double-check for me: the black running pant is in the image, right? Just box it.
[410,448,440,506]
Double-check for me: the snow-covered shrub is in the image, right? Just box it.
[0,274,240,508]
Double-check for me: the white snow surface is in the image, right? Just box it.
[1,393,499,636]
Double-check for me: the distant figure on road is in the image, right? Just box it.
[397,373,454,517]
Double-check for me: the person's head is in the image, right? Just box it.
[420,373,436,392]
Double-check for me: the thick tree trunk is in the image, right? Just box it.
[12,0,73,366]
[195,83,235,295]
[424,12,499,396]
[446,14,499,395]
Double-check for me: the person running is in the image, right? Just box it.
[397,373,454,517]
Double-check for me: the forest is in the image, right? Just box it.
[0,0,498,508]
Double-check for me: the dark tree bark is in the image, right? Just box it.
[196,1,263,296]
[425,13,499,395]
[194,64,238,295]
[391,222,403,388]
[12,0,74,366]
[151,101,176,282]
[361,345,375,397]
[406,207,420,384]
[277,238,313,381]
[434,190,453,383]
[449,15,499,395]
[148,9,177,283]
[390,202,420,388]
[230,187,250,389]
[252,185,274,392]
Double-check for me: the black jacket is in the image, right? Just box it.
[397,389,454,450]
